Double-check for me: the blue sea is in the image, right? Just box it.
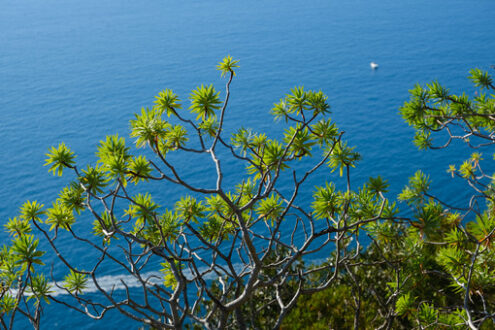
[1,0,495,328]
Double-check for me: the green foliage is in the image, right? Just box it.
[175,196,205,223]
[312,182,340,220]
[27,273,52,304]
[11,235,44,267]
[400,69,495,148]
[283,285,358,329]
[247,138,290,180]
[0,245,18,287]
[271,87,331,122]
[92,211,121,244]
[395,292,414,316]
[255,194,284,223]
[307,90,331,115]
[439,309,467,329]
[0,294,15,314]
[130,107,170,148]
[79,165,109,194]
[216,55,240,77]
[287,86,308,114]
[189,84,222,121]
[45,143,76,176]
[157,210,182,243]
[199,216,234,242]
[5,60,495,329]
[436,246,468,278]
[160,261,182,289]
[127,155,152,184]
[412,200,444,238]
[288,69,495,330]
[4,217,31,237]
[349,184,389,220]
[398,170,430,206]
[311,118,339,146]
[45,202,75,231]
[230,127,254,155]
[97,134,131,183]
[198,117,219,137]
[58,183,85,214]
[153,89,181,117]
[126,193,160,226]
[164,124,188,150]
[367,176,389,195]
[417,303,438,327]
[413,130,432,150]
[283,125,316,158]
[19,200,45,222]
[63,269,88,295]
[469,68,493,89]
[327,141,360,176]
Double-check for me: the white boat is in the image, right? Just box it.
[370,62,379,70]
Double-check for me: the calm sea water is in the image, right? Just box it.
[1,0,495,328]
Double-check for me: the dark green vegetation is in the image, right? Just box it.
[1,57,495,329]
[284,69,495,329]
